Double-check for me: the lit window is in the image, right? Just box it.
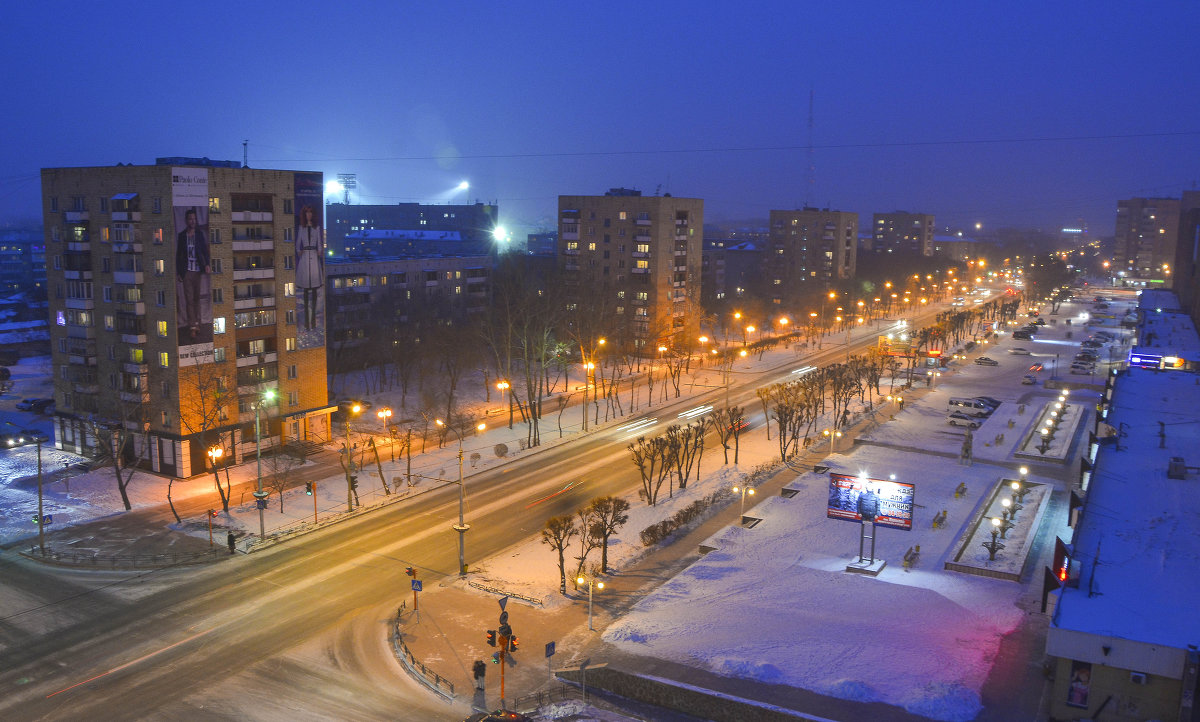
[284,282,295,297]
[209,197,221,213]
[285,337,296,351]
[158,352,169,368]
[157,320,168,337]
[213,317,226,334]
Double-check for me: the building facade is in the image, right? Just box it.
[326,202,499,257]
[766,208,858,306]
[41,159,332,478]
[870,211,934,256]
[557,190,703,352]
[0,227,46,296]
[1114,197,1181,282]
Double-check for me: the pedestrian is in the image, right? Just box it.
[227,531,236,555]
[473,660,487,690]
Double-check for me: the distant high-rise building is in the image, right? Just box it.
[1172,190,1200,323]
[325,202,499,256]
[767,208,858,306]
[41,159,332,477]
[1114,197,1181,281]
[870,212,935,256]
[557,190,703,352]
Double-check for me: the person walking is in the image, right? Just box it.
[226,531,237,555]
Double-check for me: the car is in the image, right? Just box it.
[20,429,49,444]
[1029,362,1045,372]
[15,398,39,411]
[1012,331,1032,340]
[947,412,982,429]
[1022,374,1038,385]
[974,396,1002,409]
[1081,341,1104,350]
[30,398,54,413]
[1,432,27,448]
[974,356,999,366]
[1075,352,1098,361]
[1034,318,1046,325]
[1008,347,1031,355]
[1070,363,1095,375]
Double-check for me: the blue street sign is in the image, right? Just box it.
[255,499,268,510]
[411,579,423,592]
[42,514,52,525]
[545,641,555,658]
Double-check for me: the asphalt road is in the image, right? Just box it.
[0,304,959,722]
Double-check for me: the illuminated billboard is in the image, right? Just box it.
[826,472,914,531]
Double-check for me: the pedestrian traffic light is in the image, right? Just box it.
[508,635,519,652]
[405,566,416,577]
[208,509,218,518]
[305,482,313,495]
[31,514,40,524]
[491,652,501,664]
[486,630,497,647]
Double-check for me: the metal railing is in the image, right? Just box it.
[23,546,226,569]
[391,611,455,700]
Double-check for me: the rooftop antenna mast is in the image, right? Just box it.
[242,139,248,168]
[804,88,815,209]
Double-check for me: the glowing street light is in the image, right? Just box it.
[576,575,605,631]
[731,484,756,517]
[253,388,276,539]
[436,419,487,576]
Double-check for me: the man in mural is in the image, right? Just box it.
[176,208,211,341]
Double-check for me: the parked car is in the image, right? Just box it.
[947,412,983,429]
[974,396,1003,409]
[1029,362,1045,372]
[16,398,53,412]
[20,429,49,444]
[1012,331,1032,340]
[16,398,39,411]
[1070,363,1095,375]
[974,356,999,366]
[1008,347,1031,355]
[1075,352,1098,362]
[1022,374,1038,385]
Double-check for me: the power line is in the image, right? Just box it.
[254,130,1200,164]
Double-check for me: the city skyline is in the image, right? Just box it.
[3,1,1198,237]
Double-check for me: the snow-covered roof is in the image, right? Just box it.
[345,229,464,241]
[1132,309,1200,362]
[1052,350,1200,655]
[1136,288,1183,313]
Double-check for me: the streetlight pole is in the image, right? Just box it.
[437,419,486,576]
[377,407,393,461]
[576,575,604,631]
[342,403,361,512]
[253,388,275,540]
[731,484,755,517]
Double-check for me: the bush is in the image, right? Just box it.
[494,443,509,458]
[639,489,733,548]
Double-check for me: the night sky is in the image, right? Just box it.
[4,1,1198,237]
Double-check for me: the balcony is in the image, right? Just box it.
[674,265,687,272]
[123,361,148,374]
[235,351,278,368]
[563,248,579,256]
[675,233,688,241]
[73,382,100,395]
[65,211,90,222]
[67,325,96,340]
[62,269,93,280]
[120,332,147,345]
[563,263,580,271]
[114,301,146,315]
[232,239,274,252]
[231,211,273,223]
[233,267,275,281]
[120,389,150,404]
[68,352,98,366]
[634,234,651,243]
[113,270,144,284]
[234,294,276,310]
[64,297,95,310]
[631,267,650,274]
[110,211,142,222]
[67,242,90,252]
[111,241,143,254]
[635,218,651,226]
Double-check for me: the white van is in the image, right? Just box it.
[948,398,992,417]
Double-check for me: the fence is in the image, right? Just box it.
[391,612,455,700]
[23,546,226,569]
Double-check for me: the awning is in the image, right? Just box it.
[111,192,138,201]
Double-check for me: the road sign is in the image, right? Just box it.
[545,641,555,658]
[255,499,268,510]
[42,515,52,525]
[499,610,509,626]
[411,580,423,592]
[498,595,509,611]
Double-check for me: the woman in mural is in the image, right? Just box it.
[295,204,324,331]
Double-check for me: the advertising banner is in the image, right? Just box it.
[1066,660,1091,708]
[826,473,914,531]
[293,172,324,349]
[172,168,214,363]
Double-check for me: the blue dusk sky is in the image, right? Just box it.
[2,1,1197,237]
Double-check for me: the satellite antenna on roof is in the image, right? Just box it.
[242,140,248,168]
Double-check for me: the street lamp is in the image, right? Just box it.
[731,484,756,517]
[342,402,362,512]
[377,407,394,461]
[253,388,276,540]
[576,575,605,631]
[9,421,45,554]
[822,427,843,452]
[496,380,512,428]
[436,418,486,576]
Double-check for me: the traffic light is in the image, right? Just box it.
[305,482,313,495]
[208,509,218,518]
[31,514,40,524]
[405,566,416,577]
[508,635,519,652]
[491,652,500,664]
[349,474,358,490]
[486,630,497,647]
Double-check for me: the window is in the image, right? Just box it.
[284,228,292,241]
[218,406,229,421]
[154,259,165,276]
[212,288,223,303]
[285,309,295,325]
[50,197,58,212]
[209,197,221,214]
[211,228,220,244]
[99,197,108,212]
[104,314,114,330]
[619,211,627,220]
[161,410,169,427]
[288,391,299,407]
[52,226,61,242]
[101,227,110,242]
[107,345,116,360]
[616,306,624,314]
[588,242,596,251]
[154,228,163,244]
[214,347,226,362]
[636,243,650,254]
[283,282,295,297]
[158,351,169,368]
[635,259,649,269]
[102,257,111,273]
[156,290,166,306]
[157,320,168,337]
[283,199,293,214]
[152,197,162,214]
[287,364,297,379]
[161,381,171,398]
[285,337,296,351]
[102,286,112,302]
[284,255,293,270]
[213,317,226,334]
[212,258,222,273]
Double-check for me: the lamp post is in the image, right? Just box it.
[822,427,843,452]
[8,421,47,555]
[496,380,511,428]
[377,407,393,461]
[436,418,486,576]
[576,575,605,631]
[253,388,276,539]
[731,484,756,517]
[982,517,1005,560]
[342,402,361,512]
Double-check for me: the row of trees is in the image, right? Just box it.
[540,495,631,594]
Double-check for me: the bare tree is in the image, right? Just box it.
[541,514,578,595]
[628,435,673,506]
[178,360,236,513]
[572,506,602,585]
[587,495,630,573]
[263,443,301,512]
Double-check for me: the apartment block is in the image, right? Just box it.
[327,202,498,257]
[870,211,934,256]
[1114,197,1180,281]
[41,159,332,478]
[767,208,858,306]
[558,190,703,351]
